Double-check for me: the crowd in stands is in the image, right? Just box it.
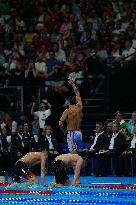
[0,0,136,177]
[0,0,136,92]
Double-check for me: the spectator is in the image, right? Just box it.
[127,111,136,135]
[52,42,66,63]
[118,123,136,176]
[0,127,11,173]
[11,124,25,164]
[96,122,126,176]
[81,122,109,175]
[106,121,113,138]
[39,124,59,173]
[24,61,37,85]
[113,110,127,135]
[22,122,37,154]
[24,26,38,45]
[34,56,48,84]
[31,101,51,135]
[0,66,11,87]
[121,39,136,66]
[46,51,61,74]
[31,115,40,137]
[4,113,17,135]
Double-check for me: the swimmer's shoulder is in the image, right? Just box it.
[55,153,68,161]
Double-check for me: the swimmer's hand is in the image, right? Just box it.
[28,178,39,184]
[68,78,75,85]
[47,183,63,188]
[72,179,80,185]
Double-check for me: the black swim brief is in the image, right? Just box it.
[12,161,36,183]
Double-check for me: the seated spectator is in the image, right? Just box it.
[80,122,109,175]
[80,29,92,47]
[11,124,25,164]
[13,35,25,56]
[127,111,136,135]
[59,16,72,40]
[34,56,48,82]
[113,110,127,135]
[36,44,49,61]
[107,40,122,67]
[106,121,113,138]
[4,113,17,135]
[46,51,61,75]
[46,65,65,88]
[39,124,59,174]
[126,22,135,38]
[0,127,11,173]
[15,15,26,35]
[0,66,11,87]
[121,39,136,67]
[35,5,50,31]
[40,125,58,154]
[95,41,109,64]
[22,123,37,154]
[85,42,106,95]
[24,26,38,45]
[95,122,126,176]
[31,115,40,137]
[112,20,125,36]
[18,112,28,125]
[24,61,37,86]
[132,31,136,49]
[118,123,136,176]
[0,42,6,66]
[10,58,25,86]
[52,42,66,63]
[0,114,6,129]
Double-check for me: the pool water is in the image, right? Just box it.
[0,176,136,205]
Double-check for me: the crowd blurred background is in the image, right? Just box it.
[0,0,136,177]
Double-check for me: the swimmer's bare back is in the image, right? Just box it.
[19,152,47,167]
[63,106,83,131]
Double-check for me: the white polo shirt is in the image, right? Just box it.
[91,131,104,149]
[130,135,136,148]
[109,132,119,150]
[34,109,51,129]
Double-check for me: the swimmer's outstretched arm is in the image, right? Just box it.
[72,157,83,185]
[41,152,48,185]
[68,79,82,108]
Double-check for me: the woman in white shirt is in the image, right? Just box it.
[31,101,51,135]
